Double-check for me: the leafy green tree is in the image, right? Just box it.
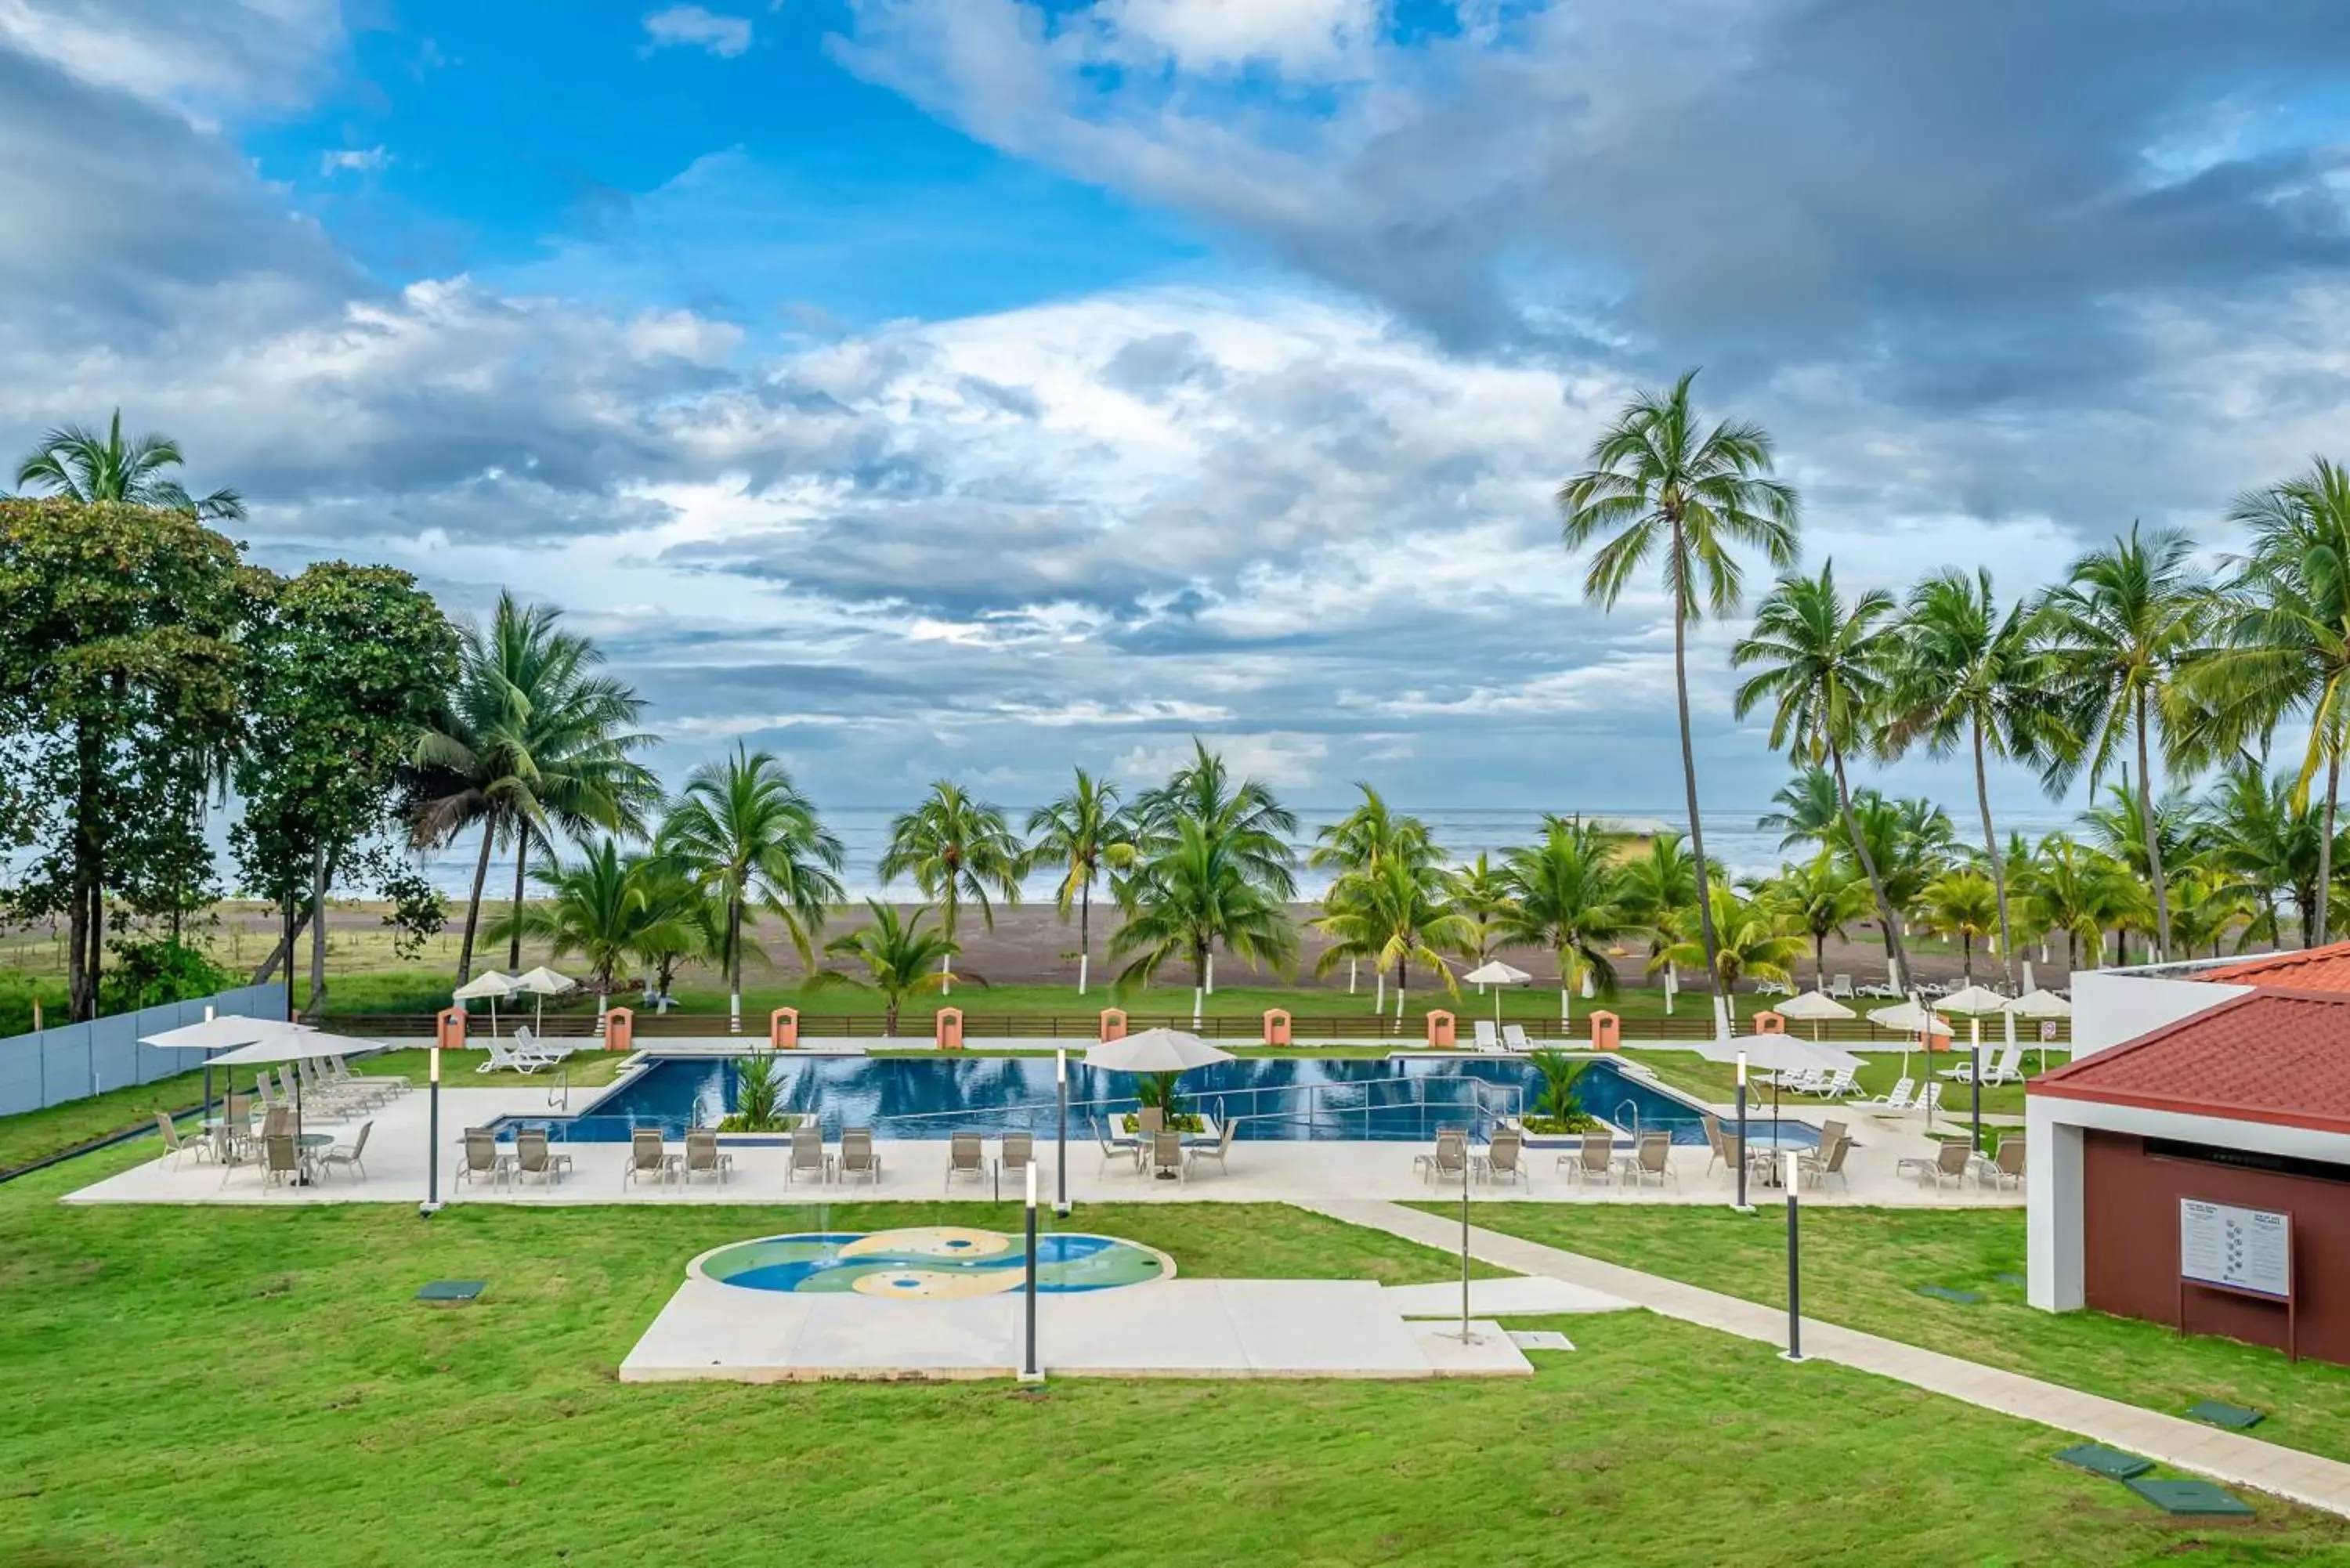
[1025,768,1130,994]
[1756,767,1843,854]
[1441,851,1518,970]
[2039,524,2211,959]
[2201,757,2332,946]
[1763,851,1871,989]
[1651,886,1806,992]
[1618,830,1697,1003]
[2018,833,2142,970]
[0,500,250,1018]
[232,562,457,1017]
[659,744,844,1030]
[1498,816,1632,1028]
[1119,740,1298,998]
[880,781,1025,995]
[1110,815,1297,1021]
[1918,866,2000,984]
[1312,854,1470,1027]
[1733,563,1917,994]
[1887,569,2076,988]
[1560,370,1799,1037]
[1312,783,1438,996]
[483,836,693,1000]
[12,409,244,521]
[820,901,957,1035]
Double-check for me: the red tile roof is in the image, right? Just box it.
[2033,988,2350,1134]
[2194,941,2350,991]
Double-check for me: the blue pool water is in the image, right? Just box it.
[487,1054,1817,1147]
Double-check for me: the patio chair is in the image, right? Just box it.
[512,1026,575,1071]
[1503,1024,1534,1052]
[1897,1140,1972,1189]
[329,1054,407,1097]
[1856,978,1901,1000]
[1973,1043,2028,1086]
[261,1133,308,1189]
[945,1132,986,1191]
[1136,1106,1164,1136]
[1860,1078,1915,1112]
[623,1129,677,1190]
[1559,1129,1614,1185]
[1476,1129,1528,1187]
[1184,1118,1236,1180]
[1146,1130,1185,1184]
[1803,1070,1857,1100]
[1473,1020,1501,1053]
[786,1125,830,1187]
[316,1122,373,1183]
[155,1111,210,1169]
[1817,1118,1849,1151]
[682,1129,732,1187]
[514,1129,571,1187]
[997,1131,1036,1193]
[837,1127,882,1187]
[1828,974,1855,999]
[1415,1129,1469,1186]
[459,1129,512,1189]
[1971,1136,2026,1190]
[1700,1113,1726,1174]
[1798,1135,1851,1190]
[1916,1082,1946,1117]
[1622,1130,1676,1187]
[1094,1117,1141,1176]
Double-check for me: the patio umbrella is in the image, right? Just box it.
[1083,1028,1234,1074]
[2005,988,2072,1074]
[1935,985,2008,1141]
[139,1014,316,1129]
[1699,1035,1864,1147]
[511,966,576,1035]
[208,1030,381,1182]
[1461,959,1531,1031]
[1771,988,1856,1041]
[453,970,518,1038]
[1867,998,1952,1089]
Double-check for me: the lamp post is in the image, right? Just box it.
[420,1044,443,1219]
[1734,1050,1752,1214]
[1969,1017,1983,1154]
[1054,1048,1071,1216]
[1020,1162,1043,1383]
[1447,1118,1480,1344]
[1780,1147,1804,1362]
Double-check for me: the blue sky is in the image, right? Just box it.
[4,0,2349,822]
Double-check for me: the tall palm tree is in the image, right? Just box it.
[1441,852,1517,970]
[2040,524,2211,959]
[1764,851,1871,989]
[1025,769,1129,995]
[481,837,692,1002]
[2019,833,2142,970]
[12,409,245,520]
[1756,767,1844,854]
[1110,816,1296,1023]
[1732,563,1917,995]
[880,782,1025,995]
[2203,756,2330,945]
[2189,460,2350,944]
[1618,830,1697,1009]
[1918,866,2000,985]
[820,901,956,1035]
[1311,784,1437,994]
[659,745,845,1031]
[408,593,658,984]
[1498,817,1632,1029]
[1559,370,1799,1039]
[1887,569,2075,988]
[1122,740,1299,997]
[1312,855,1471,1029]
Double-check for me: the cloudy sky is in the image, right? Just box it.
[5,0,2348,821]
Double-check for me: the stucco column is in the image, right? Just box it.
[2026,1102,2084,1312]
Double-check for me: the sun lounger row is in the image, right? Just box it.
[1470,1022,1539,1053]
[1897,1136,2025,1190]
[479,1027,576,1075]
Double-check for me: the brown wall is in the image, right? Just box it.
[2082,1130,2350,1366]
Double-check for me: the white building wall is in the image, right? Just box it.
[2069,970,2248,1058]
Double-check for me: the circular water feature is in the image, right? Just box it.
[690,1227,1173,1299]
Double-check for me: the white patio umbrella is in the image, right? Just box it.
[1461,959,1532,1031]
[1867,998,1953,1089]
[140,1015,315,1127]
[511,966,576,1035]
[1771,988,1856,1040]
[1699,1035,1864,1144]
[1934,984,2009,1138]
[208,1031,380,1180]
[2005,987,2073,1073]
[1084,1029,1235,1172]
[452,970,518,1037]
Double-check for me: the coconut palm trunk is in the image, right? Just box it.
[2135,692,2171,958]
[1078,879,1091,995]
[508,820,530,970]
[2318,747,2340,948]
[1971,721,2018,992]
[1672,555,1730,1039]
[456,822,497,985]
[1831,747,1913,993]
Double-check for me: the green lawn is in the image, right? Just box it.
[1433,1204,2350,1468]
[0,1068,215,1175]
[1620,1046,2064,1118]
[1,1152,2337,1564]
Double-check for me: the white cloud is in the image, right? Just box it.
[319,146,389,175]
[0,0,341,116]
[642,4,754,57]
[1094,0,1379,78]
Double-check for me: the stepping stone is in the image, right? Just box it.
[2124,1478,2254,1517]
[1916,1285,1981,1305]
[2186,1400,2265,1430]
[2055,1443,2154,1480]
[1507,1330,1574,1352]
[416,1279,487,1305]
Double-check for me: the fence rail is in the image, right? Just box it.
[0,984,290,1118]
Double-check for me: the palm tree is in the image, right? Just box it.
[1441,852,1517,970]
[1732,563,1917,995]
[1498,817,1632,1030]
[1025,769,1129,995]
[1311,784,1437,994]
[2040,524,2211,959]
[1756,767,1844,854]
[2189,461,2350,944]
[481,837,692,1003]
[1122,740,1299,998]
[1110,815,1297,1024]
[2081,782,2200,961]
[623,853,721,1010]
[1918,866,2000,984]
[1618,831,1698,1007]
[1313,856,1471,1029]
[408,594,658,984]
[659,745,845,1031]
[2019,833,2142,970]
[2203,757,2330,945]
[1764,851,1871,989]
[2167,866,2252,961]
[1559,370,1799,1038]
[1652,887,1806,992]
[820,901,956,1035]
[1887,569,2075,988]
[12,409,244,520]
[879,782,1025,995]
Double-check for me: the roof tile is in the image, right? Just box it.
[2034,989,2350,1133]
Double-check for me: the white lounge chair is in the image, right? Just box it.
[510,1026,574,1071]
[478,1039,534,1074]
[1472,1020,1502,1053]
[1828,974,1855,999]
[1502,1024,1534,1052]
[1860,1077,1916,1111]
[1803,1069,1858,1100]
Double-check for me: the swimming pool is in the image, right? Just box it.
[692,1228,1171,1297]
[485,1052,1813,1147]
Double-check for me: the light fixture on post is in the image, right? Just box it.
[1780,1147,1804,1362]
[1054,1047,1071,1216]
[420,1044,443,1219]
[1019,1162,1043,1383]
[1734,1050,1752,1214]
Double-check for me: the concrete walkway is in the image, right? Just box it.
[1303,1198,2350,1520]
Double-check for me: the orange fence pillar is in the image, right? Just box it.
[769,1007,800,1049]
[1098,1008,1128,1042]
[605,1006,634,1052]
[936,1007,964,1051]
[1589,1011,1621,1052]
[436,1006,467,1052]
[1263,1008,1292,1046]
[1752,1010,1786,1035]
[1425,1010,1456,1050]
